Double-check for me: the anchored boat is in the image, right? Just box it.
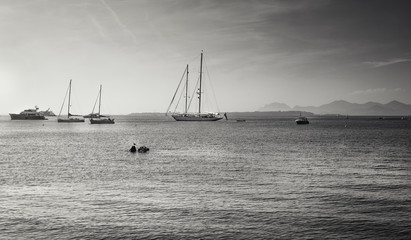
[57,79,85,123]
[166,51,223,121]
[9,106,47,120]
[295,113,309,124]
[89,84,114,124]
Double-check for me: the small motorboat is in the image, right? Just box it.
[138,146,150,153]
[295,116,309,124]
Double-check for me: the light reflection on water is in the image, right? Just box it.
[0,116,410,239]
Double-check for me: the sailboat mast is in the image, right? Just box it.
[198,51,203,114]
[185,64,189,114]
[68,79,72,118]
[98,84,102,115]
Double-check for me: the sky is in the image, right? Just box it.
[1,0,411,114]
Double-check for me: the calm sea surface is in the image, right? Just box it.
[0,115,410,239]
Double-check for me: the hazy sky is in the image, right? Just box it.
[1,0,411,114]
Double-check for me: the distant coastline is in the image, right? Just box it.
[126,111,314,121]
[259,100,411,116]
[1,111,409,121]
[127,111,409,120]
[2,100,411,119]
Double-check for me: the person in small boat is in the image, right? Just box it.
[130,143,136,153]
[138,146,150,153]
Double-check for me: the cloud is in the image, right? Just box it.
[351,88,403,95]
[363,58,411,68]
[99,0,139,45]
[89,15,108,40]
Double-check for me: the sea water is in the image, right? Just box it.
[0,116,410,239]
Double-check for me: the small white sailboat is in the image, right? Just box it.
[57,79,85,123]
[89,84,114,124]
[166,51,223,121]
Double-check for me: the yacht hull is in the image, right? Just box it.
[295,120,309,124]
[172,114,222,121]
[90,119,115,124]
[57,118,85,123]
[9,114,47,120]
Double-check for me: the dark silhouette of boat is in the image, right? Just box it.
[89,84,114,124]
[57,79,85,123]
[295,113,309,124]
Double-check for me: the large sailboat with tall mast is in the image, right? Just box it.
[57,79,85,123]
[166,51,223,121]
[89,84,114,124]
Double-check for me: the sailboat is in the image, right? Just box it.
[57,79,85,123]
[166,51,223,121]
[89,84,115,124]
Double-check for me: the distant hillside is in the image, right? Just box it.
[260,100,411,116]
[259,102,291,111]
[226,111,314,120]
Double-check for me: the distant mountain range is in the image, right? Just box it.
[259,100,411,116]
